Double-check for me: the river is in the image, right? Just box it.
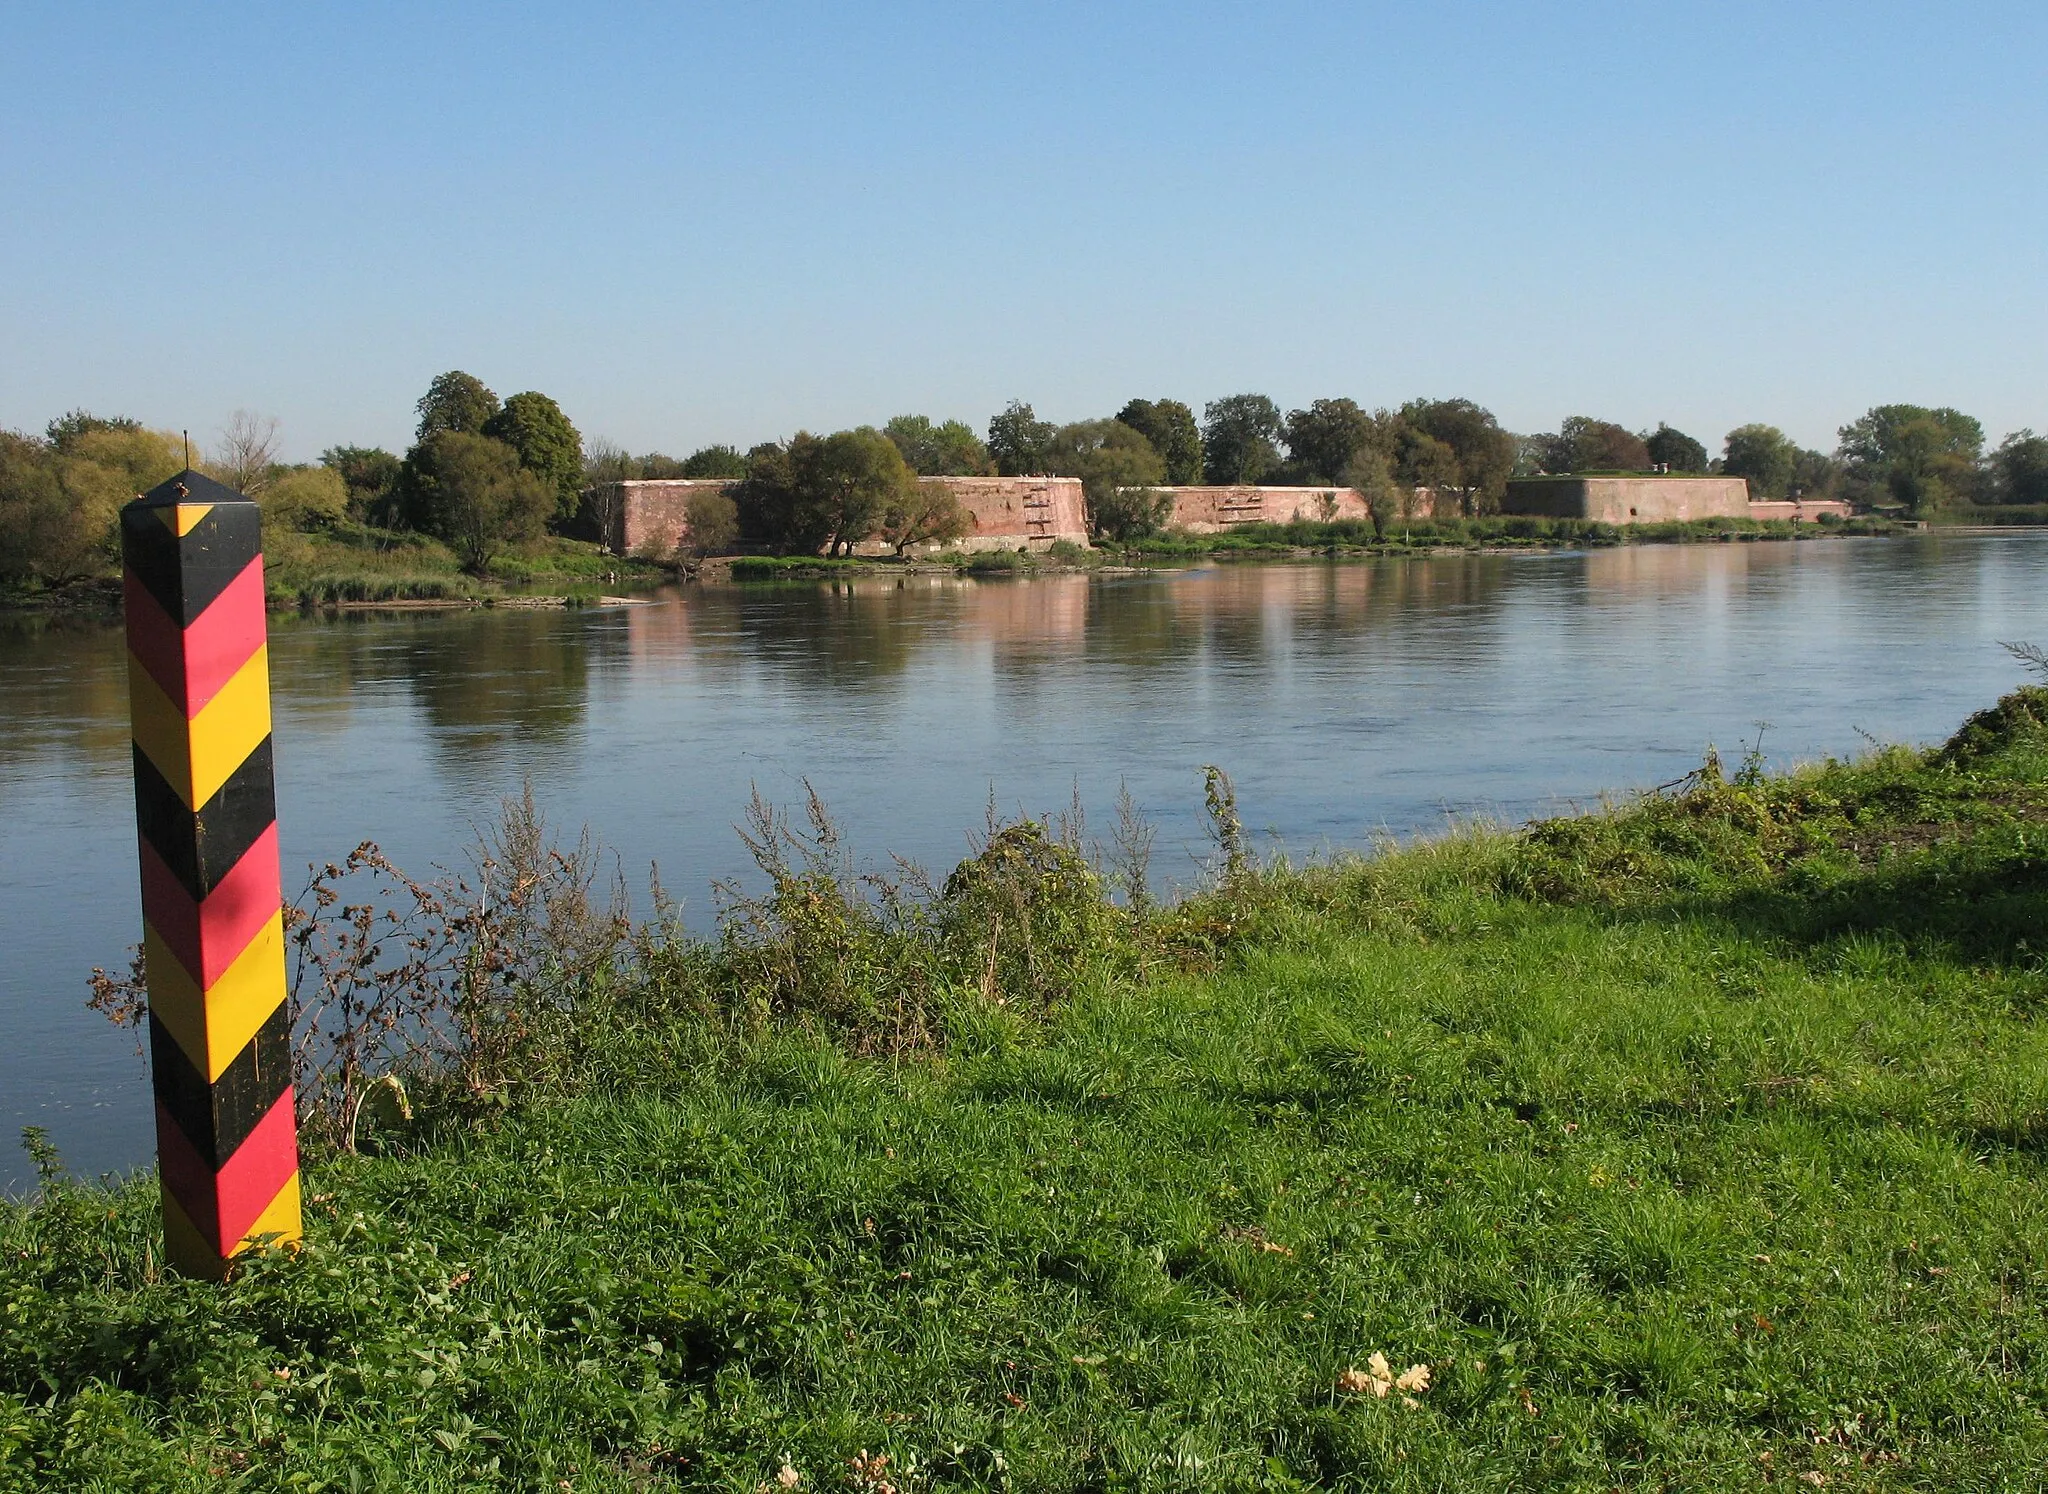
[4,534,2046,1190]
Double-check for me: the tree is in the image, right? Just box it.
[1401,399,1517,512]
[1644,423,1708,473]
[732,429,914,555]
[1538,416,1651,474]
[1115,399,1203,484]
[1345,446,1403,538]
[0,425,182,584]
[1282,398,1379,485]
[260,466,348,531]
[681,445,749,479]
[682,489,739,555]
[1722,424,1798,498]
[987,401,1057,476]
[321,445,403,523]
[1047,419,1168,541]
[1838,404,1984,513]
[45,411,141,451]
[483,391,583,522]
[884,415,993,476]
[1202,394,1282,484]
[0,433,85,583]
[878,481,973,555]
[414,371,501,441]
[1396,428,1460,493]
[1791,447,1838,500]
[406,431,554,573]
[1991,431,2048,506]
[209,409,281,495]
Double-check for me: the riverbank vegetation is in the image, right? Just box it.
[8,378,2040,606]
[10,682,2048,1487]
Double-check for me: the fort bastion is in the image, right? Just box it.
[582,476,1089,556]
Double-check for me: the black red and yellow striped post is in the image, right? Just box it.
[121,469,300,1278]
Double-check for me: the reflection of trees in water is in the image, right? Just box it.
[277,609,608,769]
[696,577,970,693]
[0,613,131,773]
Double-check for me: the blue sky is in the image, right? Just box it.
[4,1,2043,462]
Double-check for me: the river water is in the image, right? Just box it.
[5,535,2046,1191]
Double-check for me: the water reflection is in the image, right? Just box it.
[9,536,2048,1189]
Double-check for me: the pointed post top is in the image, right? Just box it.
[132,469,252,509]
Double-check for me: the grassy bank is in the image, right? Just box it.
[10,693,2048,1488]
[1118,513,1896,560]
[0,524,669,613]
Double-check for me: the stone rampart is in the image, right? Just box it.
[580,479,732,555]
[1160,485,1437,532]
[582,475,1089,556]
[919,476,1088,552]
[1747,498,1854,523]
[1502,476,1751,523]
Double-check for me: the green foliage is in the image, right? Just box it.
[1838,404,1985,514]
[883,416,993,476]
[0,424,184,585]
[1397,398,1518,513]
[681,489,739,556]
[733,429,916,555]
[483,391,584,523]
[1047,420,1169,541]
[879,481,973,555]
[1990,430,2048,506]
[1535,416,1651,475]
[728,554,868,580]
[1114,398,1204,484]
[1721,423,1799,498]
[1643,422,1708,472]
[43,410,141,451]
[320,445,403,523]
[987,401,1057,477]
[964,546,1032,574]
[414,370,501,441]
[1202,393,1284,484]
[1282,398,1380,485]
[257,466,348,533]
[680,444,749,479]
[20,688,2048,1485]
[405,432,556,574]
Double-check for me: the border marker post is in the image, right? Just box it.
[121,469,301,1278]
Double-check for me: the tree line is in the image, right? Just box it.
[7,374,2048,585]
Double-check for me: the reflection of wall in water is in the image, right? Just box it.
[399,612,607,764]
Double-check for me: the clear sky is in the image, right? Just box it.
[4,1,2043,463]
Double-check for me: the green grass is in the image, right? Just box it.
[729,555,874,581]
[9,693,2048,1488]
[1119,514,1895,560]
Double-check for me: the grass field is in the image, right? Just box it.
[7,691,2048,1490]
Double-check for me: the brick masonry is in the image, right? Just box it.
[1502,476,1752,523]
[583,476,1089,556]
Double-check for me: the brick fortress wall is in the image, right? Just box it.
[1502,476,1752,523]
[583,476,1090,556]
[1159,485,1440,532]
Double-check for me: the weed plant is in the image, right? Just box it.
[14,689,2048,1488]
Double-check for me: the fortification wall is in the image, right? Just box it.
[1160,485,1435,532]
[582,475,1088,556]
[580,479,733,555]
[931,475,1088,551]
[1502,476,1751,523]
[1747,498,1853,523]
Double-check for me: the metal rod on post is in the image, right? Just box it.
[121,469,301,1279]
